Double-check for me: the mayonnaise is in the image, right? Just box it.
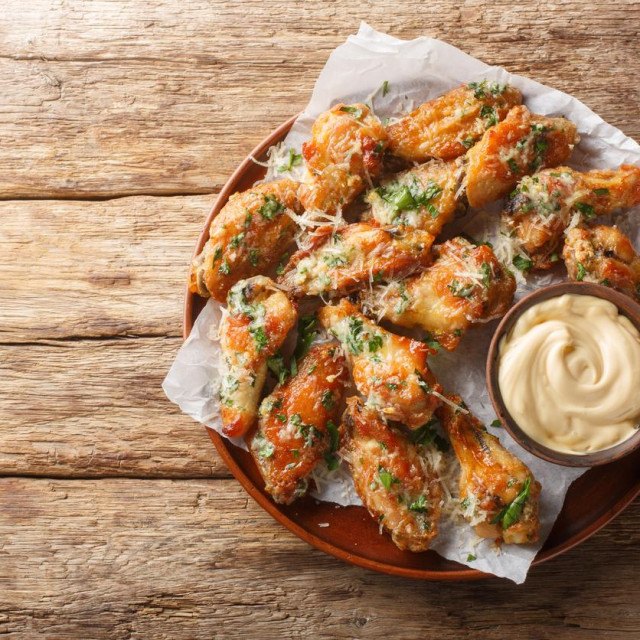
[498,293,640,455]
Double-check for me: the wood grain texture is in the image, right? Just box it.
[1,0,639,197]
[1,477,640,639]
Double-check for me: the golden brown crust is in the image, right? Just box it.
[319,299,442,429]
[249,344,348,504]
[189,180,302,302]
[343,398,442,551]
[277,223,434,298]
[437,395,541,545]
[360,237,516,350]
[386,82,522,162]
[563,224,640,300]
[465,106,578,209]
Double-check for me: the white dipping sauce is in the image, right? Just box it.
[498,293,640,455]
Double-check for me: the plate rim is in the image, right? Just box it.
[183,114,640,580]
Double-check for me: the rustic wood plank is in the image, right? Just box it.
[1,0,639,198]
[0,195,210,341]
[0,337,228,478]
[1,477,639,639]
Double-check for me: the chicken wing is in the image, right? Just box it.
[298,103,388,214]
[189,180,302,302]
[363,158,465,236]
[437,395,541,545]
[249,344,348,504]
[360,237,516,351]
[219,276,297,437]
[563,225,640,300]
[503,165,640,269]
[277,223,434,298]
[343,398,442,551]
[386,81,522,162]
[465,106,578,209]
[319,299,442,429]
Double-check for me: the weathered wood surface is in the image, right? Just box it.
[2,478,640,639]
[3,0,640,637]
[1,0,640,198]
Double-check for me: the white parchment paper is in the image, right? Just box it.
[164,23,640,583]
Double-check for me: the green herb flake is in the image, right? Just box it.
[218,259,231,275]
[466,554,476,562]
[267,351,289,385]
[549,253,559,263]
[294,314,319,362]
[513,255,533,272]
[339,105,363,119]
[575,202,596,219]
[447,279,475,298]
[576,262,587,281]
[278,148,302,173]
[490,419,502,428]
[410,418,449,452]
[321,390,336,410]
[250,325,269,351]
[258,194,285,220]
[593,188,610,196]
[326,419,339,453]
[480,104,498,127]
[258,439,275,459]
[480,262,491,288]
[213,246,223,261]
[490,477,531,529]
[507,158,519,174]
[408,495,429,513]
[378,466,400,491]
[381,80,390,97]
[461,136,475,149]
[324,453,340,471]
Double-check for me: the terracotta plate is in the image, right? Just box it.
[183,115,640,580]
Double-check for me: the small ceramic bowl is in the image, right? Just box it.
[486,281,640,467]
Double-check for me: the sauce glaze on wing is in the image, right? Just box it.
[219,276,297,437]
[465,106,578,209]
[189,179,302,302]
[437,395,541,545]
[386,81,522,162]
[360,237,516,350]
[503,165,640,269]
[343,398,442,551]
[298,103,388,214]
[319,298,442,429]
[563,225,640,300]
[249,344,348,504]
[277,223,434,298]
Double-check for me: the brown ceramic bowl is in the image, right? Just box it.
[487,281,640,467]
[185,116,640,580]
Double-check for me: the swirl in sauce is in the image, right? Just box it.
[498,293,640,454]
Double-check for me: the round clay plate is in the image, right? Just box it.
[184,115,640,580]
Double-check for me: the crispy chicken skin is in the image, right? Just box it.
[298,103,388,214]
[465,106,578,209]
[219,277,297,438]
[563,225,640,300]
[277,223,434,298]
[360,237,516,351]
[363,158,465,236]
[319,299,442,429]
[437,395,541,545]
[189,180,302,302]
[503,165,640,269]
[343,399,442,551]
[249,344,348,504]
[386,81,522,162]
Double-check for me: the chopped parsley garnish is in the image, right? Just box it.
[490,477,531,529]
[324,453,340,471]
[490,419,502,428]
[549,253,559,263]
[422,332,441,352]
[461,136,475,149]
[275,252,289,275]
[414,369,432,395]
[294,314,318,362]
[460,497,471,510]
[278,148,302,172]
[377,178,442,216]
[378,466,400,490]
[447,280,475,298]
[230,232,245,249]
[381,80,389,97]
[480,104,498,127]
[385,382,398,390]
[513,255,533,272]
[323,253,349,268]
[346,316,365,354]
[576,261,587,281]
[600,278,611,287]
[467,80,506,99]
[321,390,336,410]
[466,554,476,562]
[257,439,275,459]
[267,351,289,385]
[248,248,260,267]
[244,211,253,227]
[218,259,231,275]
[339,105,363,119]
[410,419,449,452]
[506,158,519,174]
[213,246,223,261]
[250,325,269,351]
[593,188,610,196]
[480,262,491,288]
[408,495,429,513]
[575,202,596,219]
[367,334,384,353]
[258,194,284,220]
[326,419,339,453]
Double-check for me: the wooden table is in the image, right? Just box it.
[2,1,640,637]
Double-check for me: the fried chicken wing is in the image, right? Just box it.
[437,395,541,545]
[249,344,348,504]
[563,225,640,300]
[363,158,465,236]
[386,81,522,162]
[189,180,302,302]
[343,398,442,551]
[277,223,434,298]
[319,299,442,429]
[219,277,297,437]
[465,106,578,209]
[360,237,516,350]
[503,165,640,269]
[298,103,388,214]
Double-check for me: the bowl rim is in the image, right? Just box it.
[486,280,640,467]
